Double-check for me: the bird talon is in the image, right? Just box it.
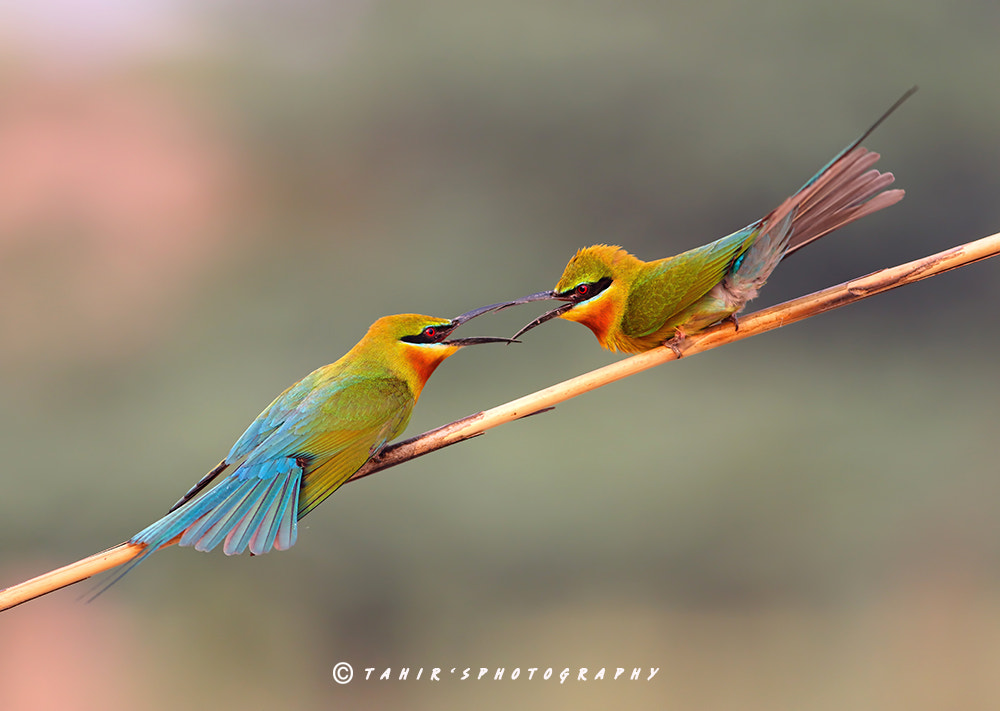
[665,330,687,357]
[725,314,740,332]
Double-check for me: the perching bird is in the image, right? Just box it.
[507,88,916,354]
[100,306,515,591]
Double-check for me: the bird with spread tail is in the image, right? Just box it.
[99,305,516,591]
[506,88,916,354]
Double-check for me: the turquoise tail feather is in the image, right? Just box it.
[86,457,304,600]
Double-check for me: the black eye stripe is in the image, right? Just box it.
[400,324,454,344]
[559,276,612,302]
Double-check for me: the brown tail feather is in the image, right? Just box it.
[772,146,904,258]
[761,86,917,259]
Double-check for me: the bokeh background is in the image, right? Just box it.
[2,1,999,709]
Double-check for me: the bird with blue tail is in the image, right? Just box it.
[92,303,517,596]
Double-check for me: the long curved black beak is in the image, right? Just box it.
[450,300,518,326]
[496,290,560,308]
[445,289,573,345]
[511,301,575,340]
[489,289,575,340]
[450,290,566,324]
[444,336,518,346]
[443,300,526,346]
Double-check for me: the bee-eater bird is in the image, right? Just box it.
[101,306,515,590]
[508,88,916,354]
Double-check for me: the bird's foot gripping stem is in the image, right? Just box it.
[664,329,688,358]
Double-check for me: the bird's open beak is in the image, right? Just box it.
[510,302,575,340]
[491,289,575,341]
[443,300,526,346]
[494,290,560,308]
[444,289,571,345]
[450,301,518,326]
[443,336,518,346]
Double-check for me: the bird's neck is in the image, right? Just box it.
[562,289,620,347]
[342,338,456,401]
[398,343,459,398]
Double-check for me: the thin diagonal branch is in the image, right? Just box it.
[3,230,999,612]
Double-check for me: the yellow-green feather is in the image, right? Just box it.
[621,227,757,339]
[295,376,415,516]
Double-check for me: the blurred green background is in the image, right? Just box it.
[2,1,999,708]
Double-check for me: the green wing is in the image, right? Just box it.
[287,375,415,517]
[621,226,758,338]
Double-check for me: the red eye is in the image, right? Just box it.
[423,326,437,338]
[575,284,590,296]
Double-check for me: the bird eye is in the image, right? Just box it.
[558,276,611,303]
[401,324,450,345]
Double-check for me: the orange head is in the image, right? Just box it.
[343,305,516,398]
[508,244,643,350]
